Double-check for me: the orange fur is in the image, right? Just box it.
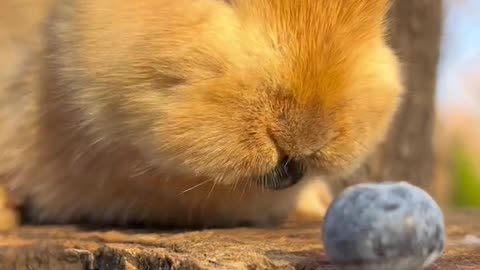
[0,0,402,228]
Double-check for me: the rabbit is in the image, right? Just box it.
[0,0,403,229]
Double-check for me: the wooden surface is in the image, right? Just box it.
[0,210,478,270]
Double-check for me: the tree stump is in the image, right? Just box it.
[0,210,479,270]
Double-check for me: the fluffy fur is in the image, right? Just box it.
[0,0,402,228]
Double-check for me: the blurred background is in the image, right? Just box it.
[433,0,480,208]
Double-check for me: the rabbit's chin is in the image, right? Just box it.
[11,171,331,228]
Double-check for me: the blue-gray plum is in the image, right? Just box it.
[322,182,445,270]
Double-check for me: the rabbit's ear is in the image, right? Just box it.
[347,0,392,26]
[230,0,392,33]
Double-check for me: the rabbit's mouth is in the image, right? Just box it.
[256,157,305,190]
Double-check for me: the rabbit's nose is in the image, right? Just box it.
[260,157,304,190]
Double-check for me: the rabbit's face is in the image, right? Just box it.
[68,0,401,190]
[141,43,402,190]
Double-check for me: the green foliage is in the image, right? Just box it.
[451,141,480,207]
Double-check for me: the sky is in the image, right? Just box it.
[437,0,480,116]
